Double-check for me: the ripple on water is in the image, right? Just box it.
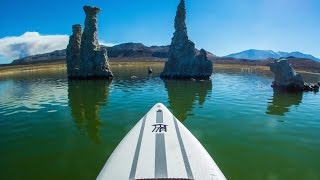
[0,69,320,180]
[0,77,68,116]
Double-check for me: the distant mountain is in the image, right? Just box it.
[277,51,319,61]
[225,49,320,61]
[6,43,320,73]
[11,43,216,64]
[10,44,319,65]
[106,43,170,59]
[11,49,66,65]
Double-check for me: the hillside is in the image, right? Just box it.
[11,43,216,65]
[7,43,320,73]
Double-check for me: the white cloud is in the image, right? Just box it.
[99,40,117,47]
[0,32,69,64]
[0,32,117,64]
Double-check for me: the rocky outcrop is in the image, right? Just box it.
[67,6,113,79]
[160,0,213,79]
[270,59,305,91]
[66,24,82,78]
[270,59,319,92]
[303,83,319,92]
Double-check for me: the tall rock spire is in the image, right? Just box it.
[66,24,82,78]
[160,0,213,79]
[174,0,187,37]
[81,6,100,53]
[66,6,113,79]
[79,6,113,79]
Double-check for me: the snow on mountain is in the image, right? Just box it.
[225,49,320,61]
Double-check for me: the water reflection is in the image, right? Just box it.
[111,65,163,79]
[68,80,111,143]
[164,80,212,121]
[266,90,303,116]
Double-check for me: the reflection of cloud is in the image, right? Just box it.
[0,32,69,63]
[0,77,68,116]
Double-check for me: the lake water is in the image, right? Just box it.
[0,66,319,180]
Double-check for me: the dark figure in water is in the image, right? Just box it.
[148,67,153,74]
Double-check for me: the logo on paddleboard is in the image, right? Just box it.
[152,124,168,133]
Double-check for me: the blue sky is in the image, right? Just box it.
[0,0,319,63]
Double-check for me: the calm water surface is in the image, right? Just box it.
[0,66,319,180]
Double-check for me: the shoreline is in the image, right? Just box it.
[0,60,319,76]
[214,64,320,75]
[0,61,165,76]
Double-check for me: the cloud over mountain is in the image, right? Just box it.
[0,32,69,64]
[0,32,118,64]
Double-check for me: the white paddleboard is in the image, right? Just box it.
[97,103,227,180]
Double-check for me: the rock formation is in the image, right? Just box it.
[160,0,213,79]
[66,6,113,79]
[270,59,305,91]
[66,24,82,78]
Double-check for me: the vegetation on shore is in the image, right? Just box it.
[213,57,320,73]
[1,58,319,77]
[0,60,165,76]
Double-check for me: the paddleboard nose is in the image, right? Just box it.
[97,103,227,180]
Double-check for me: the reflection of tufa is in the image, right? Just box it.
[68,80,111,144]
[152,124,168,133]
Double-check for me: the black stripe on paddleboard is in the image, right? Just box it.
[155,133,168,178]
[129,115,147,180]
[173,116,194,179]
